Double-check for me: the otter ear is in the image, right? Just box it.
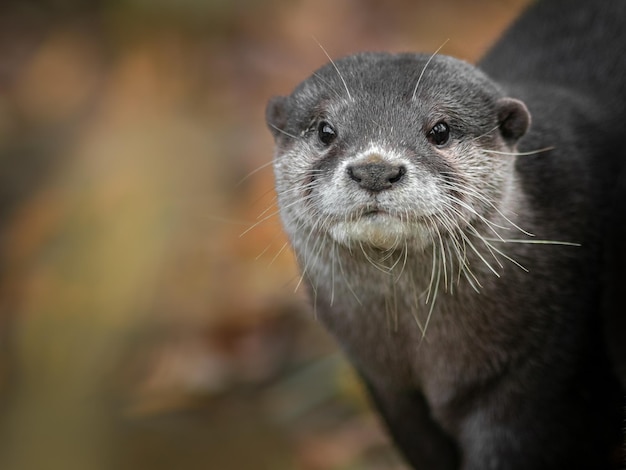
[266,96,289,140]
[496,97,531,145]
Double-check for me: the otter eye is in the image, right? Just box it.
[428,122,450,146]
[317,121,337,145]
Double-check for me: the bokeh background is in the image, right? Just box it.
[0,1,530,469]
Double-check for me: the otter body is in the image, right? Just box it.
[266,0,626,468]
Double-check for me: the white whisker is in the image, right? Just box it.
[412,39,449,100]
[268,123,299,140]
[483,238,581,246]
[312,36,352,101]
[483,146,555,156]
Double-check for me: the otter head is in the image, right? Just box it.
[266,52,530,252]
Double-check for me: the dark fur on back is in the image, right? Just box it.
[482,0,626,398]
[266,0,626,468]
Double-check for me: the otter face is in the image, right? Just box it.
[267,53,530,251]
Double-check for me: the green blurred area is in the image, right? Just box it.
[0,1,528,469]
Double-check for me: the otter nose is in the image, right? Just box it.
[346,162,406,192]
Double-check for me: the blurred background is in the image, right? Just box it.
[0,1,530,469]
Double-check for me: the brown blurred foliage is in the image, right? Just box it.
[0,1,529,469]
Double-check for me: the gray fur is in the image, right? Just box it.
[266,1,626,468]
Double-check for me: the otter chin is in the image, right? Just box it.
[329,215,422,250]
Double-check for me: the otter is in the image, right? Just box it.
[265,0,626,468]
